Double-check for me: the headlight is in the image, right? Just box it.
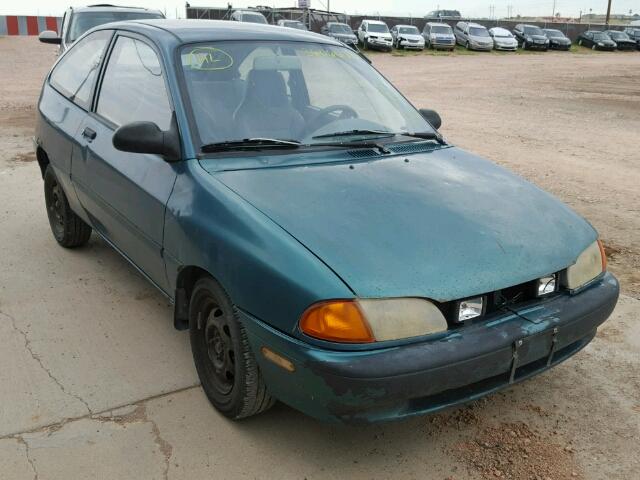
[565,240,607,291]
[526,36,533,42]
[300,298,448,343]
[598,42,604,47]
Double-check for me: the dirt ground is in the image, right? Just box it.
[0,36,638,479]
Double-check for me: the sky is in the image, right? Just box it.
[3,0,637,19]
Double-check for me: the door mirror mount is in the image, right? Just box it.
[419,109,442,130]
[112,114,180,162]
[39,30,62,45]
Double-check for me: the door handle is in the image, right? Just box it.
[82,127,97,141]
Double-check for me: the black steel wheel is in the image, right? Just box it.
[44,165,92,248]
[189,276,274,419]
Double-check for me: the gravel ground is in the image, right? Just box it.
[0,36,638,480]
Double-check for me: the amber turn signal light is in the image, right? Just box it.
[299,300,375,343]
[597,239,607,271]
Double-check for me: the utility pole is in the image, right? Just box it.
[552,0,556,18]
[605,0,612,26]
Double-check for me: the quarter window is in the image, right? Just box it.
[49,30,111,110]
[97,36,172,130]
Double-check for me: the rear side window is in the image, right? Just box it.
[49,30,112,110]
[96,36,172,130]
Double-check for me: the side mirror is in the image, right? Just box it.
[39,30,62,45]
[112,117,180,162]
[419,109,442,130]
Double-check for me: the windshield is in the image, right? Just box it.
[67,11,163,42]
[493,30,513,38]
[399,27,419,34]
[431,26,452,34]
[283,21,306,30]
[329,24,352,34]
[181,41,432,149]
[544,30,561,38]
[469,27,490,37]
[241,13,267,24]
[368,24,389,33]
[629,29,640,38]
[593,33,609,41]
[523,26,545,36]
[608,31,627,39]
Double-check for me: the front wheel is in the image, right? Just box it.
[189,276,274,419]
[466,41,471,50]
[592,44,597,51]
[44,165,92,248]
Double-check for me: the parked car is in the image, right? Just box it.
[454,22,494,51]
[488,27,518,51]
[623,27,640,49]
[357,19,393,51]
[425,10,462,20]
[277,19,307,30]
[38,4,164,53]
[230,9,268,24]
[603,30,637,50]
[35,19,619,424]
[543,29,572,50]
[577,31,617,51]
[422,22,456,50]
[513,24,550,50]
[390,24,425,50]
[321,22,358,48]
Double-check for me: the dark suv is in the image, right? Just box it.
[38,4,164,53]
[513,24,550,50]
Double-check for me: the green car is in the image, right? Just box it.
[34,20,619,423]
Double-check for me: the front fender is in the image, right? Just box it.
[163,160,353,333]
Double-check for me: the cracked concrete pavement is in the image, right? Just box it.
[0,37,639,479]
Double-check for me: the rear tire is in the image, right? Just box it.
[44,165,92,248]
[189,276,274,420]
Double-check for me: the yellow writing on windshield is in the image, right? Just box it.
[187,47,234,71]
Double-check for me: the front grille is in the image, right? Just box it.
[439,275,563,326]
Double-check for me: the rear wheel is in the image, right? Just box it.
[44,165,92,248]
[189,276,274,419]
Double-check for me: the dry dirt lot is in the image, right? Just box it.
[0,36,638,480]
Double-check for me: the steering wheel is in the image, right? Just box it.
[308,105,358,133]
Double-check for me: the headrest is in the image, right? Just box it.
[252,55,301,71]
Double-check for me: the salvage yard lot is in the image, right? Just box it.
[0,36,638,479]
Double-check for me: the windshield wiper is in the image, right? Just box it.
[201,138,301,153]
[312,129,395,140]
[399,131,447,145]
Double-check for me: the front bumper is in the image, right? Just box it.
[242,273,618,423]
[494,43,518,51]
[399,40,425,49]
[367,38,393,50]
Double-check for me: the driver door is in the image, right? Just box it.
[72,33,177,292]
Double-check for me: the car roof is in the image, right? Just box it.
[467,22,486,28]
[489,27,510,32]
[71,4,161,14]
[395,24,418,28]
[95,19,339,45]
[363,19,387,24]
[426,22,451,27]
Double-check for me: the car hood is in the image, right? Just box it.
[398,34,424,41]
[494,37,517,43]
[208,147,596,301]
[331,33,357,41]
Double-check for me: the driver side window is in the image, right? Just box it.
[96,36,172,130]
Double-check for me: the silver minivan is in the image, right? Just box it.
[422,22,456,50]
[454,21,493,51]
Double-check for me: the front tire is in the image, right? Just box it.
[189,276,274,419]
[44,165,92,248]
